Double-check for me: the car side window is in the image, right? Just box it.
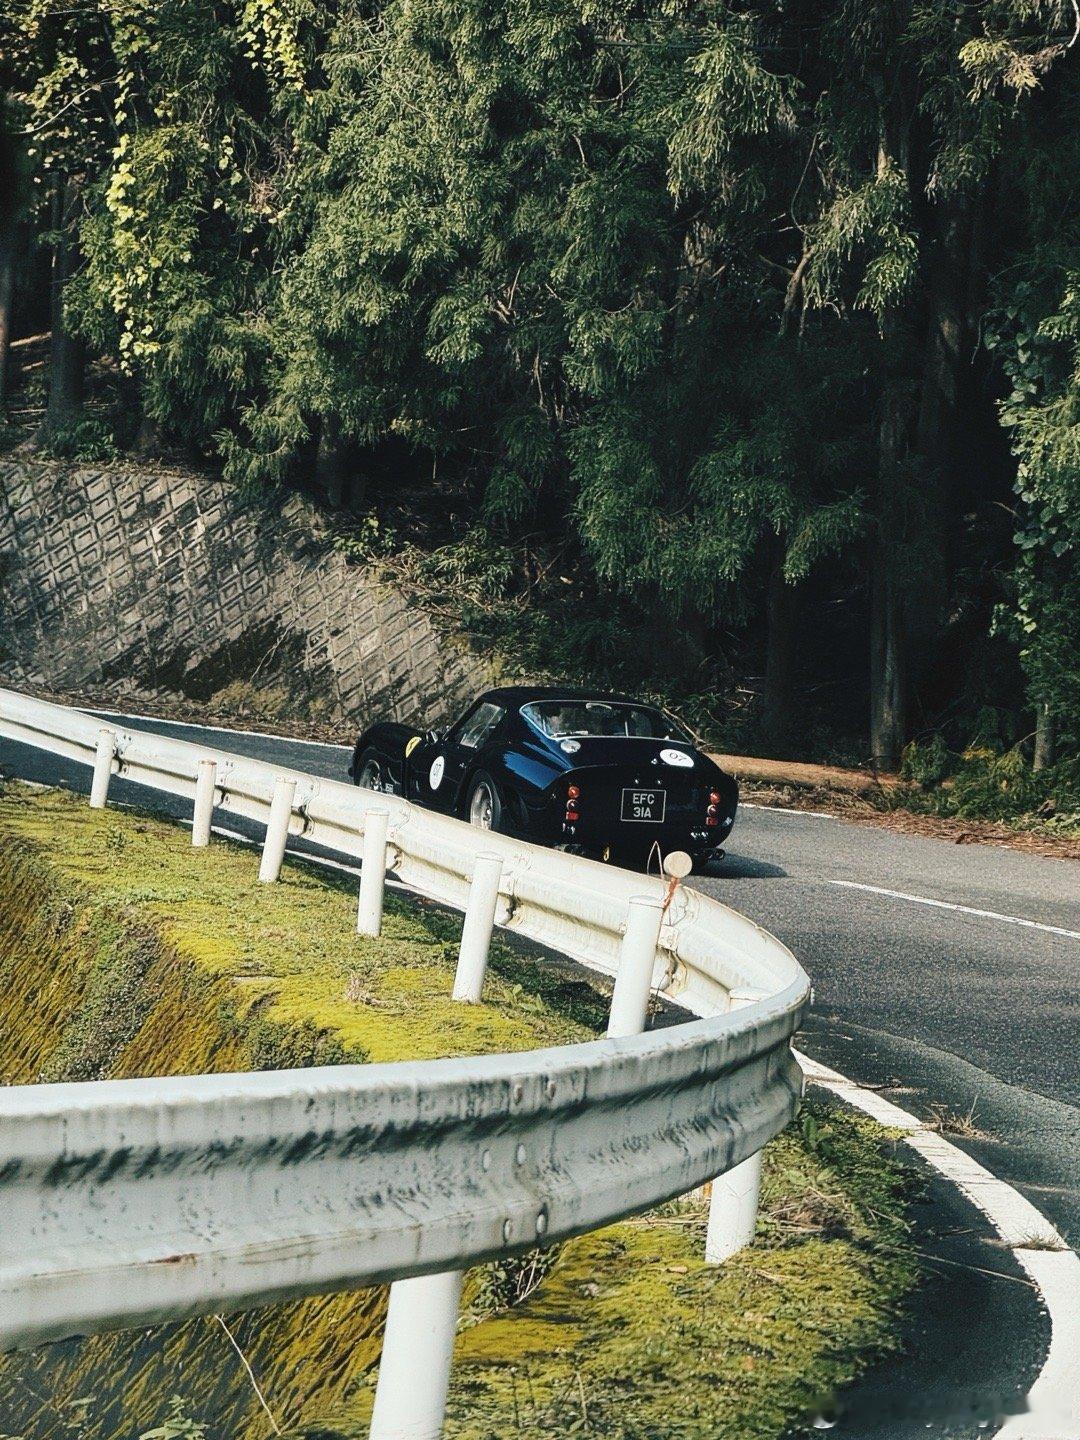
[454,702,505,749]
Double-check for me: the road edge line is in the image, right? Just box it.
[88,705,354,752]
[797,1051,1080,1439]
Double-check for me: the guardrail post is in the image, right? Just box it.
[88,728,115,810]
[369,853,505,1437]
[191,760,217,848]
[704,988,765,1263]
[607,895,664,1038]
[357,809,390,937]
[258,777,296,883]
[369,1270,465,1440]
[452,853,503,1002]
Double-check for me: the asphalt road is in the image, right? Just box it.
[2,709,1077,1437]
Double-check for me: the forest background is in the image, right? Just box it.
[2,0,1078,826]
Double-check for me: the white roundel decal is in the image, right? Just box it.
[429,756,446,790]
[560,739,581,753]
[660,748,694,768]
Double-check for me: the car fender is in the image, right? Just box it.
[350,722,420,793]
[483,748,566,834]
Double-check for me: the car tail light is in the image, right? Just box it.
[706,815,718,827]
[565,782,581,831]
[709,790,721,804]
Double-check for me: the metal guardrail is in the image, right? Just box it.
[0,688,809,1435]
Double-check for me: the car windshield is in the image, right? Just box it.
[522,700,691,743]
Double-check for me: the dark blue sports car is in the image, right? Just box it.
[350,686,737,870]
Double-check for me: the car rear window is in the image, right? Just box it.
[522,701,690,742]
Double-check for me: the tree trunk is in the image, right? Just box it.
[870,368,908,773]
[315,415,349,509]
[0,223,13,410]
[41,178,85,443]
[761,542,797,752]
[0,112,20,411]
[906,198,974,679]
[869,548,906,772]
[131,411,164,459]
[1033,703,1055,772]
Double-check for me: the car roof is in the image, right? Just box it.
[474,685,648,709]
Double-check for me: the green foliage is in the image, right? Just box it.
[41,416,120,463]
[4,0,1078,766]
[895,738,1080,829]
[900,734,953,789]
[988,267,1080,751]
[808,162,919,323]
[371,527,735,739]
[466,1247,560,1325]
[139,1397,208,1440]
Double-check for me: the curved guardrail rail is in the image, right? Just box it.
[0,688,810,1435]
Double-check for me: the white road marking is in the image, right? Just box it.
[741,801,838,820]
[825,878,1080,942]
[799,1053,1080,1439]
[88,706,354,752]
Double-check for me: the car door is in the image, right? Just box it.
[411,701,506,813]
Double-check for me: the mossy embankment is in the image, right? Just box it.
[0,783,917,1439]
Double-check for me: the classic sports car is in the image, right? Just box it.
[349,685,738,869]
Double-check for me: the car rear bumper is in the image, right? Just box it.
[532,765,737,853]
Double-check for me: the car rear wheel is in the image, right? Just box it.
[466,773,503,832]
[354,749,385,793]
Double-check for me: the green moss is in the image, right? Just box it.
[0,784,608,1438]
[0,784,918,1439]
[299,1109,916,1440]
[0,784,599,1074]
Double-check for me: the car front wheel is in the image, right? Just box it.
[466,773,503,832]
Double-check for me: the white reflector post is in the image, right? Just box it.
[452,853,503,1002]
[89,728,115,810]
[357,808,390,937]
[191,759,217,848]
[607,895,664,1039]
[258,777,296,883]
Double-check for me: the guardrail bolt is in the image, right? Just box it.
[258,777,297,883]
[369,1271,465,1440]
[357,808,390,936]
[704,988,765,1263]
[606,895,664,1038]
[191,759,218,848]
[88,728,116,810]
[452,853,503,1002]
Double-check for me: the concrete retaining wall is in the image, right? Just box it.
[0,461,489,728]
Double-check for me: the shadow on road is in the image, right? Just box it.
[714,853,788,880]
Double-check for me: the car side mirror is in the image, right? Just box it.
[426,729,442,745]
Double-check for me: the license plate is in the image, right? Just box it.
[621,788,666,823]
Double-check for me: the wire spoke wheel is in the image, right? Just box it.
[469,779,495,829]
[357,756,382,792]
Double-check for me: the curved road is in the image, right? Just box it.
[705,804,1078,1238]
[1,707,1077,1437]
